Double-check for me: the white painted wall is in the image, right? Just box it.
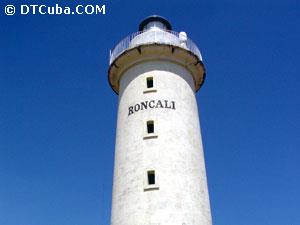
[110,60,212,225]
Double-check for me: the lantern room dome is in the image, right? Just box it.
[138,15,172,31]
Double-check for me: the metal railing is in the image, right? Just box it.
[109,30,202,65]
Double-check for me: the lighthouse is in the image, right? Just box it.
[108,15,212,225]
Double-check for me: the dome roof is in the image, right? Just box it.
[138,15,172,31]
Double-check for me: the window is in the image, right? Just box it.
[144,169,159,191]
[143,76,156,94]
[147,121,154,134]
[143,120,158,140]
[147,77,154,88]
[147,170,155,185]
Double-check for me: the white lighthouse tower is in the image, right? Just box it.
[108,15,212,225]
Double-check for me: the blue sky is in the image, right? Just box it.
[0,0,299,225]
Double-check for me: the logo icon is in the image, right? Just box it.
[5,5,15,15]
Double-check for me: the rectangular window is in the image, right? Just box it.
[146,77,154,88]
[144,169,159,191]
[147,121,154,134]
[147,170,155,185]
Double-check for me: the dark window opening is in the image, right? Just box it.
[147,171,155,185]
[147,77,154,88]
[147,121,154,134]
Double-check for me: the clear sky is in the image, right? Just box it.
[0,0,299,225]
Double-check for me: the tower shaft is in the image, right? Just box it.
[108,15,212,225]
